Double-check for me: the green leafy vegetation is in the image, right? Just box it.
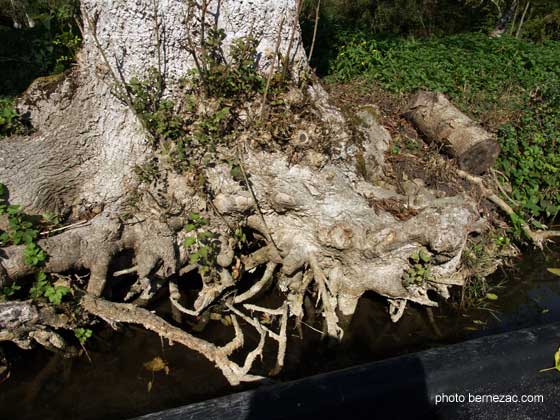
[0,0,82,96]
[183,213,219,275]
[327,32,559,228]
[0,97,24,138]
[460,234,510,309]
[1,283,21,298]
[402,248,433,288]
[496,84,560,224]
[123,32,267,173]
[30,271,70,305]
[1,183,50,270]
[74,327,93,345]
[121,15,296,182]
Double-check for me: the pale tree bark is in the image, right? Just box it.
[0,0,487,384]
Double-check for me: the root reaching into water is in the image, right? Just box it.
[81,295,265,386]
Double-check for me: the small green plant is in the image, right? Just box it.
[29,272,69,304]
[0,97,23,138]
[194,30,265,99]
[0,183,50,267]
[1,283,21,298]
[402,248,433,287]
[183,213,219,275]
[74,327,93,345]
[23,242,48,266]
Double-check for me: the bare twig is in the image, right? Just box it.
[113,266,138,277]
[282,0,303,81]
[40,220,90,236]
[260,16,285,119]
[516,0,530,38]
[152,0,164,94]
[308,0,321,64]
[243,304,285,316]
[83,10,134,109]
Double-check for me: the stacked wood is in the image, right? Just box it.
[405,91,500,174]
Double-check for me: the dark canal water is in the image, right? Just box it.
[0,244,559,420]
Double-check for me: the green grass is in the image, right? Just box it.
[328,32,560,226]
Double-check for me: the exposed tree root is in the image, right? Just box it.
[80,294,265,386]
[227,302,289,376]
[456,169,560,248]
[234,262,277,304]
[0,0,511,391]
[0,300,78,356]
[0,215,179,296]
[308,255,343,340]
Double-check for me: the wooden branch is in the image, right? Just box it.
[227,302,288,376]
[308,0,321,64]
[282,0,303,81]
[456,169,560,248]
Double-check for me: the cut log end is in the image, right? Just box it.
[406,90,501,175]
[458,139,501,175]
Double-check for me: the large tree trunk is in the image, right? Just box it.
[0,0,485,384]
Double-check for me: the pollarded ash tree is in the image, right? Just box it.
[0,0,485,384]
